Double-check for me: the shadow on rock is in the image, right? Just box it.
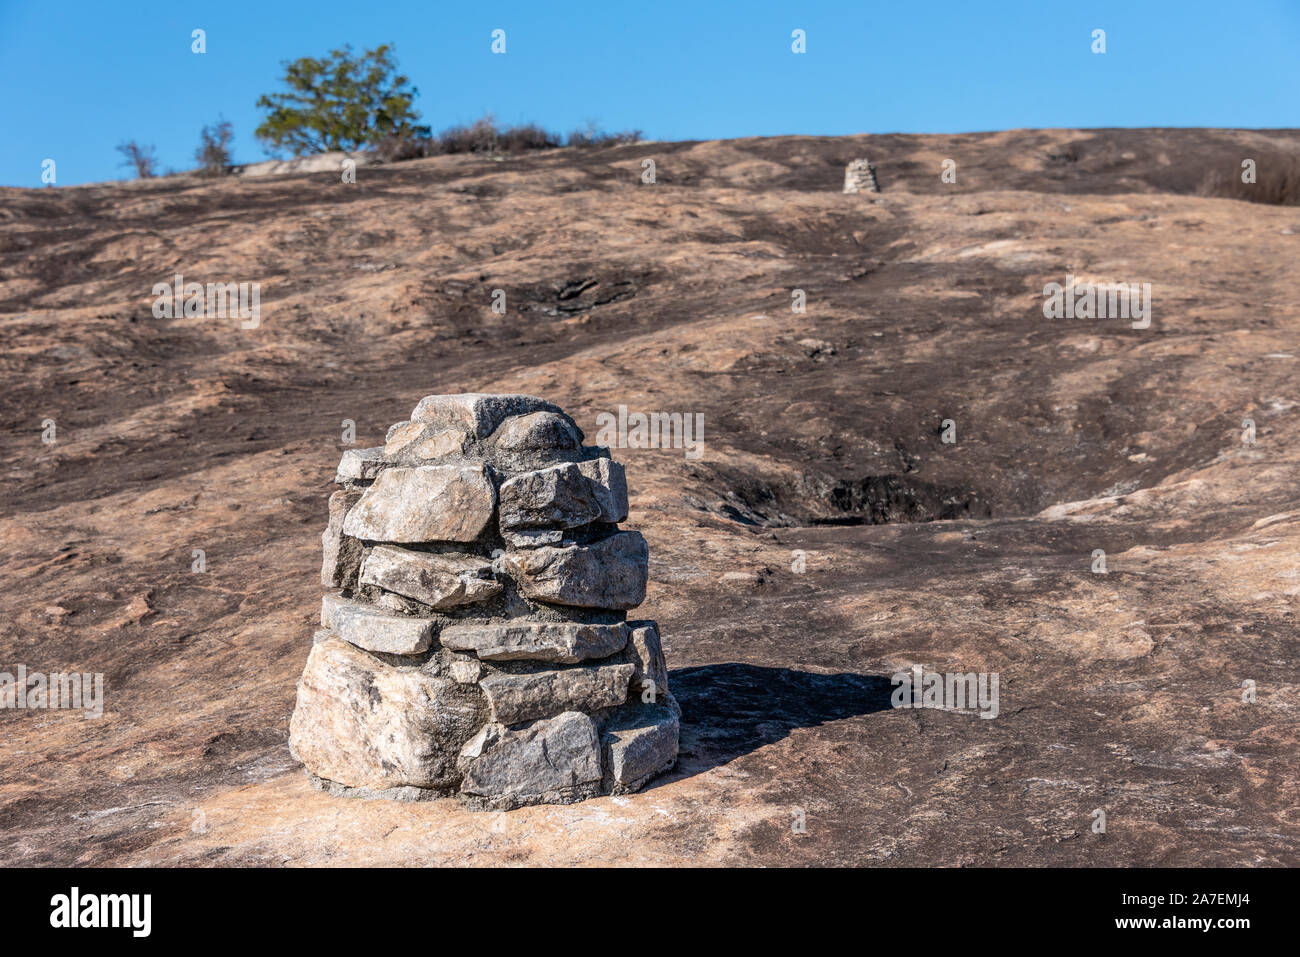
[665,663,895,779]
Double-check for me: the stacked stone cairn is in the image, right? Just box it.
[843,158,880,194]
[289,393,678,809]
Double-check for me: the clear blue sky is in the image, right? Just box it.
[2,0,1297,186]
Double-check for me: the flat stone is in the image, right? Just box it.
[384,421,470,462]
[459,711,602,808]
[342,465,495,543]
[321,592,349,628]
[289,636,486,792]
[334,447,387,484]
[577,456,628,523]
[478,663,634,724]
[490,411,583,451]
[330,596,434,654]
[601,702,680,793]
[498,463,603,533]
[504,531,649,608]
[359,546,501,608]
[501,527,566,549]
[409,393,562,439]
[440,621,629,664]
[321,488,365,588]
[625,620,670,701]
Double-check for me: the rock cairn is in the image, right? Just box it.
[843,158,880,194]
[289,393,678,809]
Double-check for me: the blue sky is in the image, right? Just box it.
[2,0,1297,186]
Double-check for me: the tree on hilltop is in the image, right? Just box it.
[254,44,429,155]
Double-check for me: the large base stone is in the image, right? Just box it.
[459,711,604,810]
[601,698,680,794]
[289,637,486,792]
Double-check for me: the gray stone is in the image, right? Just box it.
[330,596,434,654]
[384,420,471,462]
[440,621,629,664]
[334,447,387,484]
[369,589,431,616]
[459,711,602,808]
[321,488,365,588]
[478,663,634,724]
[625,620,670,701]
[409,393,562,439]
[360,546,501,609]
[490,411,583,452]
[289,637,486,792]
[601,702,680,793]
[501,527,566,549]
[498,462,603,533]
[321,592,348,628]
[504,531,649,608]
[449,659,482,684]
[577,456,629,523]
[342,465,496,543]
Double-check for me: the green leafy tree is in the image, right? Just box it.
[254,44,429,155]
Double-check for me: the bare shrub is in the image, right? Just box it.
[372,133,436,162]
[498,123,561,152]
[370,114,631,163]
[116,141,158,179]
[195,119,235,176]
[566,124,642,149]
[436,115,501,154]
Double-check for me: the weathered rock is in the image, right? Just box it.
[504,531,649,608]
[321,591,348,628]
[601,701,680,793]
[370,588,431,616]
[459,711,602,808]
[342,465,495,543]
[384,420,470,462]
[440,621,629,664]
[625,620,670,700]
[501,527,567,548]
[321,488,365,588]
[334,447,387,484]
[577,456,628,523]
[449,659,482,684]
[498,462,603,532]
[410,393,562,439]
[289,637,486,792]
[360,546,501,609]
[330,596,434,654]
[478,663,634,724]
[490,411,583,452]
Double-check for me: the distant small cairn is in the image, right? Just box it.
[843,158,880,194]
[289,393,678,809]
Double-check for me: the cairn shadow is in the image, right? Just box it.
[664,663,895,781]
